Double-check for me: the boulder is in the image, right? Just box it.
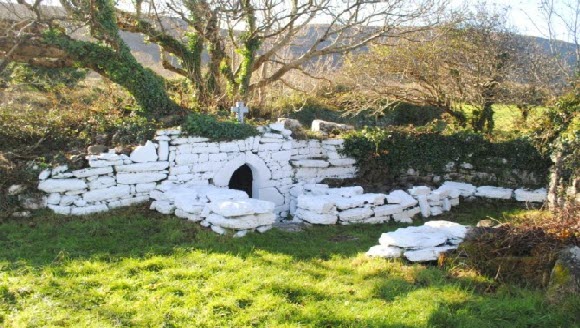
[547,246,580,303]
[311,119,354,133]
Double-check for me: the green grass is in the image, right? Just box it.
[0,202,578,327]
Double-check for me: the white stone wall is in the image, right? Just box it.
[37,123,358,218]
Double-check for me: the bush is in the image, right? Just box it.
[342,127,551,186]
[181,113,259,141]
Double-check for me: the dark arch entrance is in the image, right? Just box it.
[228,164,253,197]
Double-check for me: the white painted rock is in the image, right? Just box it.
[366,245,402,258]
[206,213,276,230]
[83,185,131,202]
[205,189,249,202]
[208,199,275,217]
[374,204,403,216]
[297,195,336,213]
[440,181,476,197]
[475,186,513,199]
[404,246,456,262]
[259,187,285,206]
[39,169,51,180]
[514,188,547,202]
[38,179,87,193]
[408,186,431,196]
[116,172,167,184]
[130,140,158,163]
[326,186,364,197]
[294,208,337,225]
[338,207,373,222]
[334,197,364,210]
[379,226,449,249]
[71,167,113,178]
[386,190,418,208]
[115,162,169,172]
[291,159,330,168]
[70,204,109,215]
[424,220,468,241]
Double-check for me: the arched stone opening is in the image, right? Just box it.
[228,164,253,197]
[213,153,272,200]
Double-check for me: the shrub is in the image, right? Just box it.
[342,127,551,187]
[181,113,259,141]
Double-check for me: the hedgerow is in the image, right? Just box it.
[181,113,259,141]
[342,127,551,185]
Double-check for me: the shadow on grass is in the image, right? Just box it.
[0,200,530,268]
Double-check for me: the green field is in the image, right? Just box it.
[0,202,578,327]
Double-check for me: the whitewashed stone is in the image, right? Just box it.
[48,205,72,215]
[73,199,87,207]
[450,197,460,206]
[424,220,468,240]
[328,158,356,166]
[158,141,169,161]
[71,167,112,178]
[475,186,513,199]
[118,196,149,207]
[374,204,404,216]
[440,181,476,197]
[39,179,87,193]
[404,206,421,217]
[210,225,226,235]
[130,141,158,163]
[88,176,116,190]
[136,183,157,193]
[52,165,68,176]
[71,204,109,215]
[338,207,373,222]
[294,208,337,225]
[116,172,167,184]
[430,206,443,216]
[46,193,61,205]
[392,213,413,223]
[442,198,452,211]
[363,216,389,224]
[404,246,455,262]
[89,159,124,167]
[269,123,285,132]
[39,169,51,180]
[334,197,364,210]
[514,188,547,202]
[297,195,336,213]
[258,187,285,206]
[354,193,386,205]
[408,186,431,196]
[257,225,272,233]
[326,186,364,197]
[206,213,276,230]
[417,195,431,218]
[386,190,418,208]
[291,160,330,168]
[205,189,249,202]
[59,195,79,206]
[234,230,248,238]
[115,162,169,172]
[83,185,131,202]
[153,201,175,214]
[208,199,275,217]
[379,226,449,248]
[366,245,402,258]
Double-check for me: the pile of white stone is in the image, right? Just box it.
[367,220,469,262]
[438,181,547,203]
[150,184,276,236]
[290,184,421,225]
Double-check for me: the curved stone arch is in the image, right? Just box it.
[213,153,272,199]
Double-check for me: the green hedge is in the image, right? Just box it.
[181,113,259,141]
[342,127,551,185]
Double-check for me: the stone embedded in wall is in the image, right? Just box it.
[116,172,168,185]
[39,179,87,193]
[475,186,513,199]
[514,188,547,202]
[130,141,158,163]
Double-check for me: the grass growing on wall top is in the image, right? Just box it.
[0,202,578,327]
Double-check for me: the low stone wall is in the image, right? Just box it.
[37,123,357,218]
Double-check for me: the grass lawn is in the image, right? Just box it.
[0,202,578,327]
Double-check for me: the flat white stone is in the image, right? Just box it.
[291,160,330,168]
[174,194,205,214]
[210,225,226,235]
[256,225,272,233]
[514,188,547,202]
[374,204,404,216]
[442,198,452,211]
[386,190,418,208]
[38,179,87,193]
[440,181,476,197]
[48,204,72,215]
[204,189,249,202]
[363,216,389,224]
[59,195,79,206]
[408,186,431,196]
[234,230,248,238]
[208,199,275,217]
[366,245,402,258]
[70,204,109,215]
[294,208,337,225]
[334,197,364,210]
[297,195,336,213]
[328,158,356,166]
[326,186,364,197]
[417,195,431,218]
[130,141,158,163]
[71,167,112,178]
[52,165,68,175]
[404,206,421,217]
[88,176,116,190]
[430,206,443,216]
[83,185,131,202]
[338,207,373,222]
[116,172,167,184]
[39,169,51,180]
[404,246,455,262]
[424,220,468,240]
[206,213,276,230]
[46,193,61,205]
[268,123,285,132]
[475,186,513,199]
[258,187,285,206]
[379,226,449,248]
[89,159,124,167]
[153,201,175,214]
[392,213,413,223]
[136,183,157,193]
[114,162,169,172]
